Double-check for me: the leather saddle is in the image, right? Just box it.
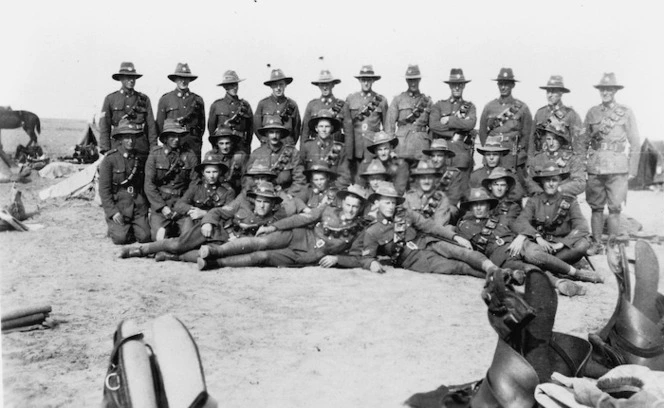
[589,239,664,374]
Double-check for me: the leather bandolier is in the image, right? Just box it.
[533,195,573,242]
[589,239,664,375]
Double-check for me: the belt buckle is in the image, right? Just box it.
[126,186,134,194]
[406,241,418,250]
[495,237,505,246]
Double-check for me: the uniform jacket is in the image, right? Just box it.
[583,103,640,176]
[302,186,335,209]
[346,90,389,159]
[300,137,352,189]
[512,192,589,248]
[245,143,306,192]
[403,188,453,227]
[217,150,249,194]
[381,157,410,195]
[156,88,205,136]
[530,103,584,156]
[98,148,148,219]
[526,150,586,197]
[492,198,522,228]
[300,95,353,151]
[144,146,198,212]
[429,97,478,169]
[253,95,301,146]
[99,89,157,154]
[173,180,235,215]
[456,213,515,257]
[202,195,286,240]
[207,94,254,151]
[479,96,533,169]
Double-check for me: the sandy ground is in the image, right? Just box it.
[1,120,664,407]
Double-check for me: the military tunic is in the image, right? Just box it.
[215,150,249,195]
[386,91,432,160]
[202,195,285,241]
[479,96,533,171]
[512,192,589,249]
[253,95,301,146]
[403,188,453,227]
[429,97,478,170]
[300,95,353,152]
[156,89,206,157]
[530,103,584,156]
[98,148,150,244]
[144,145,198,239]
[526,150,586,197]
[301,137,352,189]
[99,89,158,155]
[345,90,389,161]
[245,143,306,194]
[207,94,254,153]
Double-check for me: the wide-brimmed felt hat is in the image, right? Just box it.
[539,75,570,93]
[195,152,229,174]
[247,180,282,203]
[460,188,498,210]
[304,161,337,178]
[444,68,471,84]
[208,125,242,145]
[423,139,456,156]
[367,131,398,153]
[312,69,341,85]
[538,120,571,144]
[360,159,389,178]
[477,135,510,155]
[112,62,143,80]
[217,70,245,86]
[308,109,342,133]
[264,68,293,86]
[368,181,405,205]
[159,118,188,143]
[405,64,422,79]
[594,72,624,90]
[257,116,290,137]
[532,160,570,182]
[168,62,198,81]
[492,67,519,82]
[354,64,381,80]
[246,162,277,178]
[481,167,516,191]
[411,159,441,177]
[337,184,369,203]
[111,118,144,138]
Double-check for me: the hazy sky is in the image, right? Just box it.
[3,0,662,140]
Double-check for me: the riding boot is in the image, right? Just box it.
[607,212,621,237]
[521,269,557,382]
[589,211,605,255]
[137,241,166,256]
[119,246,144,259]
[201,237,266,259]
[155,252,180,262]
[179,250,199,263]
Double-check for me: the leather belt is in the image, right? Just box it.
[592,141,625,152]
[159,186,182,196]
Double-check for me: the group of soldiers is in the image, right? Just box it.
[99,61,639,296]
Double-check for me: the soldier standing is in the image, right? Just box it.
[346,65,389,181]
[386,64,432,162]
[530,75,584,157]
[99,62,157,156]
[207,70,254,153]
[156,63,206,158]
[253,68,301,146]
[98,119,150,245]
[429,68,477,199]
[144,119,199,240]
[479,68,533,180]
[583,73,640,253]
[300,69,351,151]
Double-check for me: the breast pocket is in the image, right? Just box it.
[112,168,126,184]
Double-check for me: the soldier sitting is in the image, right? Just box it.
[98,119,151,245]
[237,161,309,217]
[144,119,198,241]
[422,139,465,205]
[361,131,410,195]
[526,122,586,197]
[198,185,370,270]
[119,153,235,262]
[207,125,248,195]
[301,109,352,189]
[403,159,455,226]
[481,166,522,225]
[358,159,391,220]
[301,161,338,210]
[470,135,526,202]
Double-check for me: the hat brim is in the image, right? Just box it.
[217,78,245,86]
[195,162,229,174]
[247,171,277,178]
[539,86,570,93]
[311,79,341,85]
[481,175,515,190]
[168,74,198,81]
[209,133,241,144]
[460,197,498,210]
[533,172,570,182]
[492,78,519,82]
[594,85,624,90]
[444,79,471,84]
[354,75,381,80]
[247,191,282,204]
[159,131,187,143]
[264,77,294,86]
[257,126,290,137]
[304,168,337,178]
[368,192,405,205]
[412,170,442,177]
[367,138,399,153]
[423,148,456,157]
[112,73,143,80]
[336,190,367,203]
[308,116,341,133]
[405,75,422,80]
[477,147,510,155]
[111,131,142,139]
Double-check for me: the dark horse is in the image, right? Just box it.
[0,108,41,147]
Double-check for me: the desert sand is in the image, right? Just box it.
[1,120,663,407]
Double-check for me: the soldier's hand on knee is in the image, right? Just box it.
[370,261,385,274]
[319,255,339,268]
[536,236,554,253]
[112,212,124,225]
[161,206,173,217]
[201,223,213,238]
[256,225,276,236]
[508,234,527,257]
[188,207,207,220]
[453,235,473,250]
